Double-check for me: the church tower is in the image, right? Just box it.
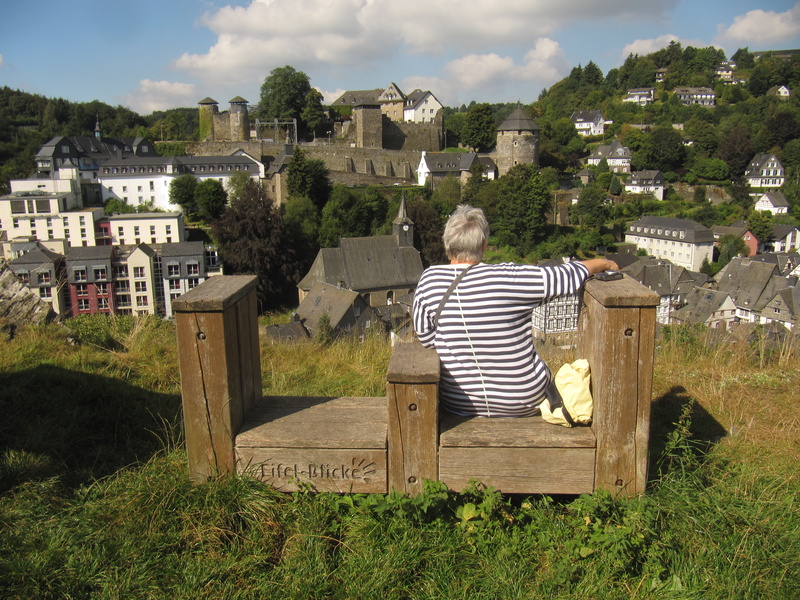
[392,193,414,247]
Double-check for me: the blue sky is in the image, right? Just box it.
[2,0,800,114]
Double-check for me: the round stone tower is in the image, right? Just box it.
[198,97,219,142]
[228,96,251,142]
[495,105,540,177]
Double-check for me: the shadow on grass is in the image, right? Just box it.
[648,385,728,483]
[0,364,182,493]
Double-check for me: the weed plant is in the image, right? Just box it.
[0,319,798,598]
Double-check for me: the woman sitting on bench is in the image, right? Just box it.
[412,205,617,418]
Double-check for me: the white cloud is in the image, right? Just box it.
[172,0,675,86]
[0,55,4,67]
[401,38,570,106]
[621,34,711,60]
[118,80,198,114]
[716,3,800,46]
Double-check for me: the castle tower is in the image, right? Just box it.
[228,96,250,142]
[495,105,540,177]
[353,102,383,148]
[198,97,219,141]
[392,193,414,247]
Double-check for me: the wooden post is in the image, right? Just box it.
[386,342,440,495]
[577,275,659,497]
[173,275,261,483]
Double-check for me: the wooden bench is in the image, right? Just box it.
[174,274,659,497]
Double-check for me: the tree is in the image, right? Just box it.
[300,88,325,140]
[286,147,332,210]
[212,181,302,311]
[493,164,550,254]
[283,194,321,268]
[258,65,313,137]
[195,178,228,222]
[169,174,197,216]
[748,210,774,247]
[717,127,755,177]
[318,185,370,247]
[717,234,749,267]
[225,170,256,204]
[643,126,685,173]
[462,103,495,152]
[575,184,609,229]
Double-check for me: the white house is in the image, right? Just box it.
[771,224,800,253]
[416,151,496,187]
[587,140,632,173]
[745,154,785,189]
[98,154,263,211]
[754,191,789,215]
[624,170,665,200]
[622,88,655,106]
[570,110,605,136]
[673,87,716,106]
[625,216,714,271]
[403,90,443,124]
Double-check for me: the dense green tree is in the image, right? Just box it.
[462,160,488,205]
[757,110,800,152]
[283,194,321,267]
[462,103,495,152]
[258,65,313,137]
[717,234,749,267]
[717,127,755,177]
[429,175,462,219]
[693,157,729,181]
[225,170,256,204]
[195,178,228,222]
[169,174,198,216]
[300,88,326,140]
[286,147,332,210]
[574,184,609,229]
[731,47,755,69]
[212,182,302,311]
[582,61,604,86]
[492,164,550,254]
[748,210,774,246]
[318,185,370,247]
[405,194,446,267]
[443,111,466,148]
[643,126,686,173]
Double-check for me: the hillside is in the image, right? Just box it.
[0,315,798,598]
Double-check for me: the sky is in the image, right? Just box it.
[2,0,800,115]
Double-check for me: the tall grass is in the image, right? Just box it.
[0,317,798,599]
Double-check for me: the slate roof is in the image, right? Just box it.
[760,191,789,208]
[711,225,751,241]
[422,152,479,174]
[496,106,540,131]
[570,110,603,123]
[331,89,384,107]
[627,216,714,243]
[296,282,360,330]
[746,153,782,177]
[160,241,206,258]
[622,260,697,297]
[672,287,732,324]
[66,245,114,261]
[716,257,782,309]
[589,140,631,161]
[8,244,63,267]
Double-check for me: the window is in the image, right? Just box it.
[74,268,87,282]
[169,279,182,291]
[98,298,109,310]
[136,295,149,307]
[117,294,131,307]
[117,280,130,292]
[115,265,129,278]
[93,267,107,281]
[134,267,145,279]
[17,271,29,284]
[168,264,180,277]
[187,262,199,275]
[37,272,52,285]
[78,299,90,311]
[135,281,147,293]
[187,278,199,289]
[150,225,156,235]
[97,283,108,296]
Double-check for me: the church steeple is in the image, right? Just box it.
[94,115,102,139]
[392,193,414,247]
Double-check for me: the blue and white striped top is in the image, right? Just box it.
[412,261,589,417]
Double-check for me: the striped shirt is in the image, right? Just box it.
[412,261,590,417]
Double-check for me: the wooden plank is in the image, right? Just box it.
[237,396,387,449]
[237,447,387,493]
[439,447,596,495]
[578,278,656,496]
[172,275,258,313]
[439,413,596,448]
[584,276,660,308]
[386,342,440,384]
[387,380,439,495]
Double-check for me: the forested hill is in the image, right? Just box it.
[0,86,198,189]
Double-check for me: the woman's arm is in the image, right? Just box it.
[580,258,620,275]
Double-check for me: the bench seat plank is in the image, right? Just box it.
[237,396,388,449]
[439,413,596,448]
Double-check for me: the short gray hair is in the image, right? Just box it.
[443,204,489,263]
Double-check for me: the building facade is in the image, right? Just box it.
[625,216,714,271]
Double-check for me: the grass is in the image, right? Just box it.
[0,315,799,598]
